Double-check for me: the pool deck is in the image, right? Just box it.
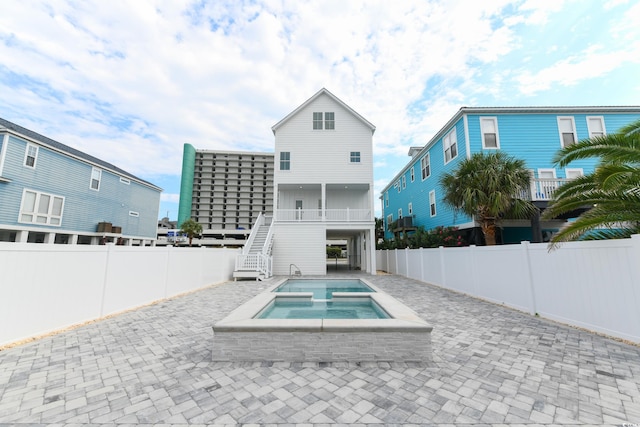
[1,273,640,425]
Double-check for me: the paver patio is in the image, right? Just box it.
[0,274,639,426]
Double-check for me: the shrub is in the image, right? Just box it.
[326,247,342,258]
[410,226,466,248]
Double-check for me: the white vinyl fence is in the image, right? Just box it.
[377,236,640,343]
[0,243,239,347]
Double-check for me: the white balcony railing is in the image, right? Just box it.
[526,178,572,201]
[235,252,272,278]
[276,208,372,222]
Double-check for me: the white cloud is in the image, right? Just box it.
[161,193,180,203]
[516,43,639,96]
[0,0,638,218]
[518,0,567,25]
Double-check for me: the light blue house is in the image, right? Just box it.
[381,106,640,245]
[0,118,162,245]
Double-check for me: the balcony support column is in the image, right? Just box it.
[321,184,326,221]
[531,208,542,243]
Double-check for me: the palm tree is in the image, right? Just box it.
[179,218,203,246]
[541,119,640,245]
[440,151,537,245]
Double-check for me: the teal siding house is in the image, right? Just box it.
[0,118,162,245]
[381,106,640,245]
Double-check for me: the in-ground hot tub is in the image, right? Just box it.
[212,278,433,362]
[273,278,376,299]
[257,295,391,319]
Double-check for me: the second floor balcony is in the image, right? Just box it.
[275,208,372,223]
[525,178,572,201]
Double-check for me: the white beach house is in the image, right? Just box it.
[271,88,377,275]
[233,88,377,279]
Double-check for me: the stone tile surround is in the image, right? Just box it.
[212,278,433,362]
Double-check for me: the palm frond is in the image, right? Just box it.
[545,119,640,247]
[552,132,640,167]
[618,118,640,137]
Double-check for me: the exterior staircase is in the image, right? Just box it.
[248,226,269,256]
[233,213,273,280]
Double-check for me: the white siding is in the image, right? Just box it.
[272,224,326,275]
[274,93,373,185]
[325,188,369,209]
[278,188,322,210]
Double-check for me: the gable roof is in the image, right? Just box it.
[271,88,376,134]
[0,117,161,191]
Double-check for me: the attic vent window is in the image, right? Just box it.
[313,112,335,130]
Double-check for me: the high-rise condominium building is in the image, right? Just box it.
[178,144,274,230]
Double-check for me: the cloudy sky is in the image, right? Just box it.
[1,0,639,220]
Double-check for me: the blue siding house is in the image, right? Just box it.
[381,106,640,245]
[0,118,162,245]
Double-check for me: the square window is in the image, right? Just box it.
[350,151,361,163]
